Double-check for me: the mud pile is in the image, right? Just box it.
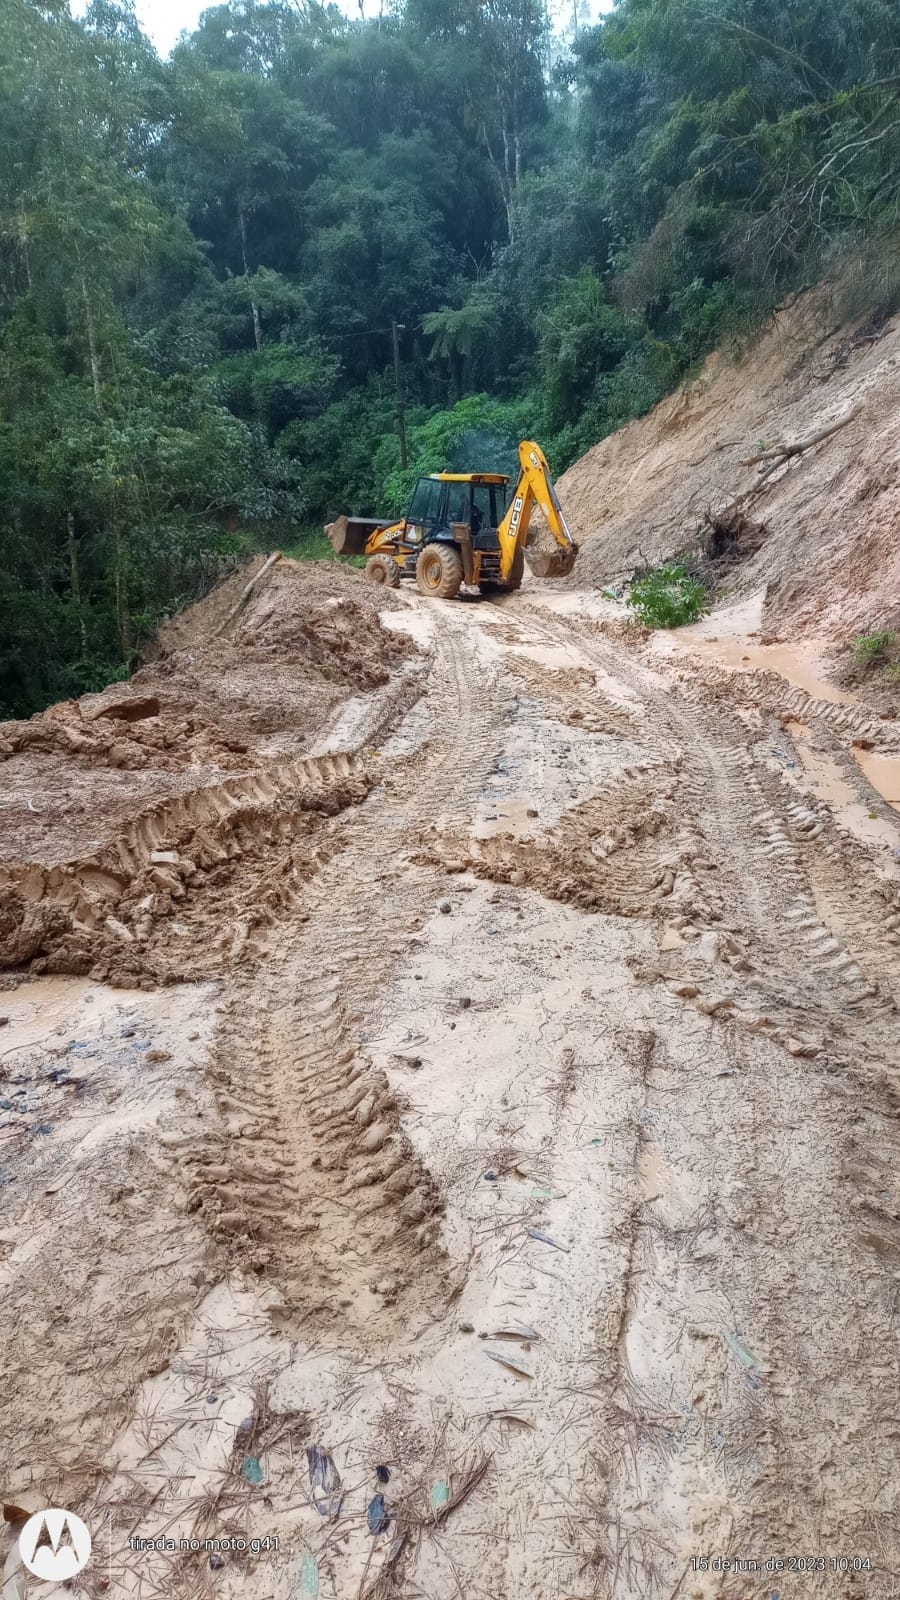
[0,559,419,985]
[235,563,416,689]
[558,288,900,654]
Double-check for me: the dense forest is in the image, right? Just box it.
[2,0,899,715]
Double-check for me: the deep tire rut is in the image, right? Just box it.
[183,614,508,1333]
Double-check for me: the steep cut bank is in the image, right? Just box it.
[557,289,900,655]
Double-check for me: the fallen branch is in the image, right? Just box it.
[742,404,861,472]
[212,550,282,638]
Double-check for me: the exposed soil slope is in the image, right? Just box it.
[557,291,900,657]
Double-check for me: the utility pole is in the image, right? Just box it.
[392,320,408,470]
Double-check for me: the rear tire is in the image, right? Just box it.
[365,554,401,588]
[416,543,463,599]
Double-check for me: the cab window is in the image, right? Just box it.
[406,478,443,526]
[445,483,470,525]
[472,485,494,533]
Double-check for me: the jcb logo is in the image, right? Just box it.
[18,1508,92,1582]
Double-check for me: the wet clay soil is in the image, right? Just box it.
[2,573,900,1599]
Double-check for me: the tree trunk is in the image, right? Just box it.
[67,511,88,654]
[481,121,514,239]
[113,521,132,659]
[79,271,103,410]
[239,206,262,351]
[19,206,33,292]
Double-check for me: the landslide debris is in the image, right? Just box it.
[0,559,419,986]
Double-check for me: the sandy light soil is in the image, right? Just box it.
[3,546,900,1599]
[554,290,900,665]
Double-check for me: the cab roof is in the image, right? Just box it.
[427,472,510,484]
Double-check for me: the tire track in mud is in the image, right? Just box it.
[69,594,900,1600]
[0,751,374,982]
[526,606,898,1026]
[180,614,509,1336]
[508,596,900,1595]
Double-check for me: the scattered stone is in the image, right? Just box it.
[439,900,452,914]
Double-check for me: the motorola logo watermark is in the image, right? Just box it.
[18,1508,92,1582]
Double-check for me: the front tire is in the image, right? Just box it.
[365,554,401,588]
[415,543,463,599]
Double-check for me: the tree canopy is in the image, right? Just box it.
[2,0,898,714]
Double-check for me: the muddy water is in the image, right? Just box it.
[474,796,541,840]
[784,718,900,860]
[854,748,900,812]
[665,630,858,706]
[661,615,900,818]
[0,974,144,1054]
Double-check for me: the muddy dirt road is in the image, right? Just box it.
[3,580,900,1600]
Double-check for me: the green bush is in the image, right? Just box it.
[853,629,896,666]
[627,564,709,628]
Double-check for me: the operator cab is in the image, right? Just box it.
[403,473,510,552]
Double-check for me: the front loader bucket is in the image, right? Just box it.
[526,544,579,579]
[325,516,391,557]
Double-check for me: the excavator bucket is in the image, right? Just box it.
[525,545,579,579]
[325,516,392,557]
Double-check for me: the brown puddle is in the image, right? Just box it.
[784,720,900,861]
[666,632,857,706]
[474,797,541,841]
[854,749,900,812]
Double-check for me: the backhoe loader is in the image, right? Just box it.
[325,440,578,599]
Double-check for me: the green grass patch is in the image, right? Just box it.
[853,628,897,667]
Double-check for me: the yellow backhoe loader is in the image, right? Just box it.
[325,439,577,599]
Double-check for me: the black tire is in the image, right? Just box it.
[416,543,463,599]
[365,554,401,588]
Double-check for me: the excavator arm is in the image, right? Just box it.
[497,440,578,583]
